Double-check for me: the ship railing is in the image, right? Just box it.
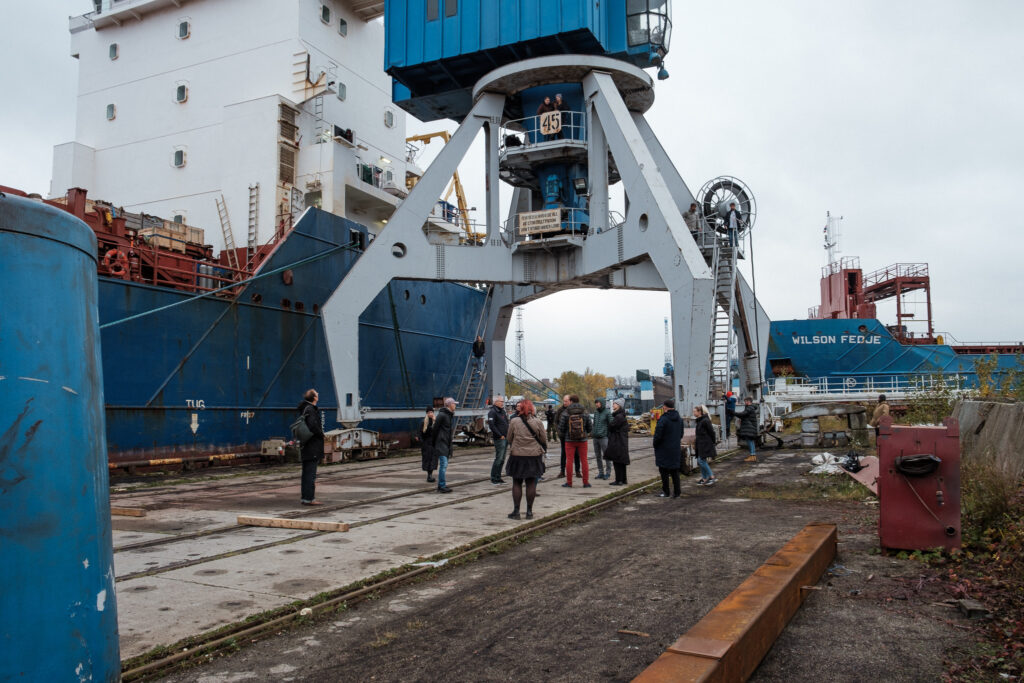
[107,243,252,295]
[807,305,820,318]
[498,111,587,154]
[768,373,962,398]
[863,262,929,287]
[821,256,861,278]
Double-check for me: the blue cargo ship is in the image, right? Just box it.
[5,186,486,465]
[766,256,1022,391]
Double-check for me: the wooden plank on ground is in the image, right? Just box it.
[237,515,349,532]
[844,455,879,495]
[111,507,146,517]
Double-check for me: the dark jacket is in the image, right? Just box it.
[695,414,716,460]
[553,404,568,441]
[725,208,743,230]
[604,409,630,464]
[536,101,554,116]
[545,406,556,424]
[736,403,759,440]
[297,401,325,462]
[652,409,683,469]
[420,415,436,472]
[487,404,509,439]
[592,405,611,439]
[472,339,485,358]
[725,395,737,416]
[558,403,593,442]
[431,406,455,458]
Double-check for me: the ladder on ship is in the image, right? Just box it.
[247,183,260,266]
[708,241,739,400]
[215,194,240,271]
[453,287,494,435]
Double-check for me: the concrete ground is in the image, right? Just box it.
[155,447,967,682]
[110,440,663,660]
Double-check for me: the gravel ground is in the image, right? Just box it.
[164,450,965,682]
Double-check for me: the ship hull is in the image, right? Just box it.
[99,209,486,464]
[767,318,1022,389]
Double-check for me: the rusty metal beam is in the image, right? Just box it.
[632,523,837,683]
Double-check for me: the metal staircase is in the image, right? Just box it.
[246,183,260,266]
[214,194,240,271]
[453,287,494,435]
[708,242,739,399]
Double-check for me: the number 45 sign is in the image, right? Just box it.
[539,110,561,135]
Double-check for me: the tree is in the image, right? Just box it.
[554,368,615,408]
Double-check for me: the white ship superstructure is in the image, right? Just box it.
[51,0,404,250]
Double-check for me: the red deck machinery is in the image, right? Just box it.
[877,416,961,552]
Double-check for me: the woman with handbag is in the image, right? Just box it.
[505,399,547,520]
[297,388,326,505]
[420,407,438,483]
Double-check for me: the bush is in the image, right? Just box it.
[961,453,1018,539]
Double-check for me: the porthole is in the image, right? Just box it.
[106,103,116,120]
[384,108,395,128]
[281,298,291,309]
[295,301,305,312]
[177,20,190,39]
[338,18,348,36]
[420,294,426,305]
[638,213,649,231]
[109,43,119,60]
[403,290,410,300]
[391,242,407,258]
[250,293,263,304]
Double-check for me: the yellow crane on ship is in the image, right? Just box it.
[405,130,483,245]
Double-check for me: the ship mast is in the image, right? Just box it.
[823,211,843,265]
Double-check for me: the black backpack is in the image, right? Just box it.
[567,412,586,441]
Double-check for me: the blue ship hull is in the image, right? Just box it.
[767,318,1021,389]
[99,209,486,463]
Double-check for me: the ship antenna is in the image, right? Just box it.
[823,211,844,265]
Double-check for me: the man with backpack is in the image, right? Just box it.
[558,394,593,488]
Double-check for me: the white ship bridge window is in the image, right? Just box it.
[336,82,347,101]
[338,18,348,36]
[108,43,119,60]
[320,4,331,23]
[175,83,189,103]
[106,103,116,120]
[384,108,395,128]
[177,19,191,40]
[172,148,187,168]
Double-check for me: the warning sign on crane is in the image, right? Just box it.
[518,209,561,235]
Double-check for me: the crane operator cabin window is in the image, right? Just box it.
[626,0,672,53]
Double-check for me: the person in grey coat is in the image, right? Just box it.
[652,399,683,497]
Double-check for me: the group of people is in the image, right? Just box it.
[535,94,567,140]
[293,387,725,510]
[682,201,745,247]
[652,400,719,494]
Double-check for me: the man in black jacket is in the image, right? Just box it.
[545,404,557,439]
[298,388,326,506]
[652,399,683,498]
[431,397,456,493]
[724,202,743,247]
[487,395,509,484]
[471,336,486,373]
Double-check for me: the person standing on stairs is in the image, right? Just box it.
[471,335,486,373]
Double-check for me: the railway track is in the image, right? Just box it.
[114,448,657,581]
[118,456,664,682]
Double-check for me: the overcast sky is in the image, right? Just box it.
[5,1,1023,381]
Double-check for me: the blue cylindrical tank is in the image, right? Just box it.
[0,192,120,681]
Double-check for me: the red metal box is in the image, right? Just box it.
[877,417,961,552]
